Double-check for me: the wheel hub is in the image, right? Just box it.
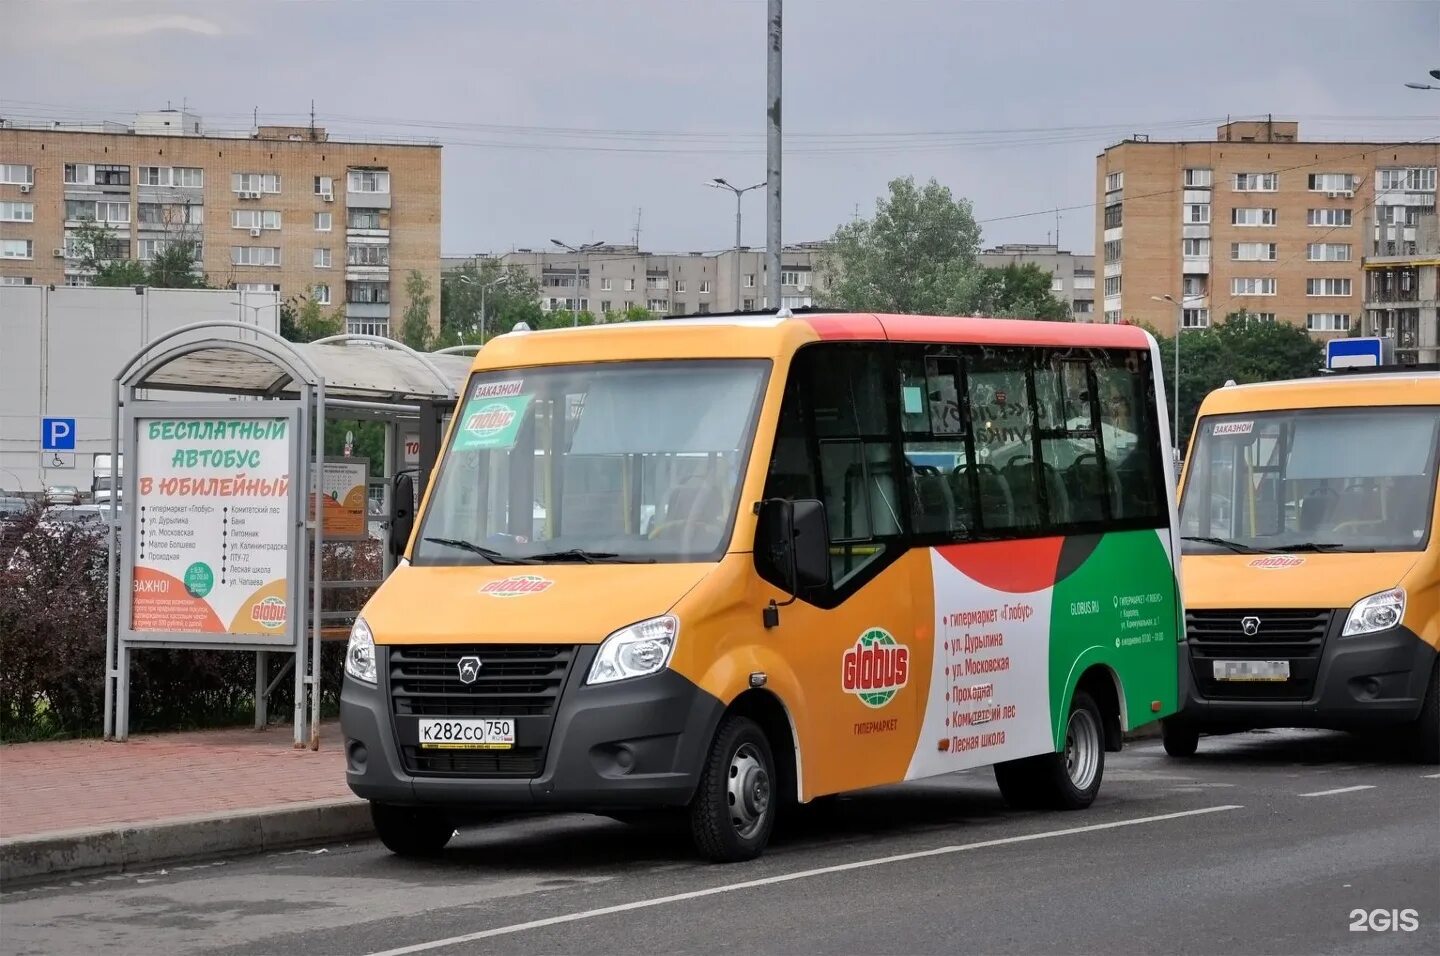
[727,743,771,838]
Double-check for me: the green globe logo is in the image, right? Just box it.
[841,627,911,708]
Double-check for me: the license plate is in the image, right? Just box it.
[1213,660,1290,682]
[417,718,515,750]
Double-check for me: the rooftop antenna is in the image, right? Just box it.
[633,207,642,248]
[310,99,317,140]
[253,106,258,128]
[1055,206,1061,250]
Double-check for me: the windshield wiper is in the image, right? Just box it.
[422,537,536,565]
[1283,542,1375,554]
[1180,535,1273,555]
[526,548,656,564]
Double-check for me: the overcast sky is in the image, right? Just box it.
[3,0,1438,256]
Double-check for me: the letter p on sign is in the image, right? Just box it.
[41,418,76,451]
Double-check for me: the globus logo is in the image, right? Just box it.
[463,403,517,440]
[1249,555,1305,570]
[841,628,909,708]
[479,574,554,597]
[250,596,287,629]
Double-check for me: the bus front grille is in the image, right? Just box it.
[1186,609,1333,701]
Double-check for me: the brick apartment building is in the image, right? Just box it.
[1095,119,1439,347]
[0,110,441,337]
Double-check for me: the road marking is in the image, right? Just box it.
[364,805,1243,956]
[1299,785,1376,797]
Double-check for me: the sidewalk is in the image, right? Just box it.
[0,723,371,885]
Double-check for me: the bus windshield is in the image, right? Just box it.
[1180,405,1440,554]
[413,359,769,565]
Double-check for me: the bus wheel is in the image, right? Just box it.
[994,691,1105,811]
[1161,718,1201,758]
[689,715,776,863]
[370,802,455,857]
[1411,658,1440,765]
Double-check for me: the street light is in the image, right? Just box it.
[457,271,509,344]
[1151,293,1205,458]
[706,177,766,310]
[550,239,606,326]
[1404,68,1440,89]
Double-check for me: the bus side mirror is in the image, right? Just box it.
[757,498,830,627]
[389,473,415,558]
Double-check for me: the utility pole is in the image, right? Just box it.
[765,0,782,311]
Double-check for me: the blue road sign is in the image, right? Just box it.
[41,417,76,451]
[1326,337,1390,370]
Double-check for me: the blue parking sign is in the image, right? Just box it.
[41,417,76,451]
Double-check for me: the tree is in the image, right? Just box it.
[972,263,1070,321]
[439,259,542,341]
[399,270,435,351]
[605,304,655,323]
[280,297,343,343]
[145,240,208,289]
[69,218,210,289]
[1152,311,1324,447]
[822,176,983,314]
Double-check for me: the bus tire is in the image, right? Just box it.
[370,802,454,857]
[1411,658,1440,765]
[689,714,776,863]
[1161,718,1201,758]
[994,691,1106,811]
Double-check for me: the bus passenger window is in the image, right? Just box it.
[968,351,1042,534]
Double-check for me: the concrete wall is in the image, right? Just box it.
[0,285,279,494]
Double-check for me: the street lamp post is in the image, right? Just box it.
[1151,292,1204,458]
[706,177,766,310]
[1403,68,1440,90]
[457,271,509,344]
[550,239,606,326]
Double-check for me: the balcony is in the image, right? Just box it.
[347,190,391,209]
[346,264,390,281]
[345,301,391,319]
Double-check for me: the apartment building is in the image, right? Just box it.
[1094,119,1440,339]
[446,243,831,317]
[0,110,441,337]
[1363,209,1439,364]
[977,243,1096,320]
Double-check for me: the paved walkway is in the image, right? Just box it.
[0,723,351,840]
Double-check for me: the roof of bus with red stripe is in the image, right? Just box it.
[800,313,1153,349]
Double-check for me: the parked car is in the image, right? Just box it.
[44,485,81,505]
[40,504,117,530]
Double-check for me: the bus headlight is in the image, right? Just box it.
[1342,588,1406,637]
[588,616,678,685]
[345,617,378,684]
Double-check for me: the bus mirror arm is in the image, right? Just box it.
[757,498,831,629]
[389,473,415,558]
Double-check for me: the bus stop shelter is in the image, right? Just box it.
[104,321,473,747]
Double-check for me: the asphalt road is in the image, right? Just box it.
[3,729,1437,956]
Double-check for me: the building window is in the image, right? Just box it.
[1231,242,1277,261]
[623,278,635,291]
[743,298,755,311]
[1104,275,1122,296]
[1103,239,1122,263]
[1181,238,1210,258]
[1182,276,1206,297]
[1233,172,1277,192]
[1072,300,1093,314]
[0,201,34,222]
[1307,173,1356,192]
[92,164,129,186]
[1232,207,1277,227]
[0,275,33,286]
[138,202,203,226]
[600,277,612,291]
[599,300,612,313]
[647,298,669,312]
[1183,168,1212,188]
[347,208,383,230]
[137,239,166,260]
[64,275,93,287]
[645,275,670,291]
[231,246,282,267]
[1306,243,1352,262]
[348,281,390,304]
[95,201,130,224]
[139,166,199,187]
[315,212,332,232]
[1306,313,1350,332]
[347,169,390,193]
[347,244,389,266]
[175,167,203,188]
[314,248,332,268]
[231,209,282,230]
[1073,272,1095,291]
[697,303,711,314]
[1307,208,1352,227]
[232,172,281,194]
[1248,313,1277,323]
[236,283,281,294]
[313,284,331,305]
[1181,308,1209,329]
[1377,167,1437,192]
[0,239,34,259]
[315,175,334,197]
[1104,203,1123,229]
[1184,203,1210,224]
[1306,278,1352,297]
[674,278,687,293]
[744,274,756,288]
[780,270,802,287]
[1104,309,1121,324]
[1231,277,1277,296]
[64,163,94,185]
[1,164,33,185]
[1105,171,1124,191]
[140,166,167,186]
[699,280,711,294]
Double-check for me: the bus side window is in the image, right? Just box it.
[1095,352,1167,525]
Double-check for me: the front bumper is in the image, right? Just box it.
[1178,622,1436,730]
[341,644,725,811]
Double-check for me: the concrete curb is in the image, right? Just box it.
[0,798,372,888]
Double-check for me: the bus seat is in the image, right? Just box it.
[1041,462,1070,524]
[911,469,956,534]
[1068,456,1106,523]
[1003,459,1041,527]
[1298,489,1335,532]
[955,464,1014,531]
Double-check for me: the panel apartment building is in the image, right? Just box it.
[977,243,1096,320]
[0,110,441,337]
[1095,119,1439,346]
